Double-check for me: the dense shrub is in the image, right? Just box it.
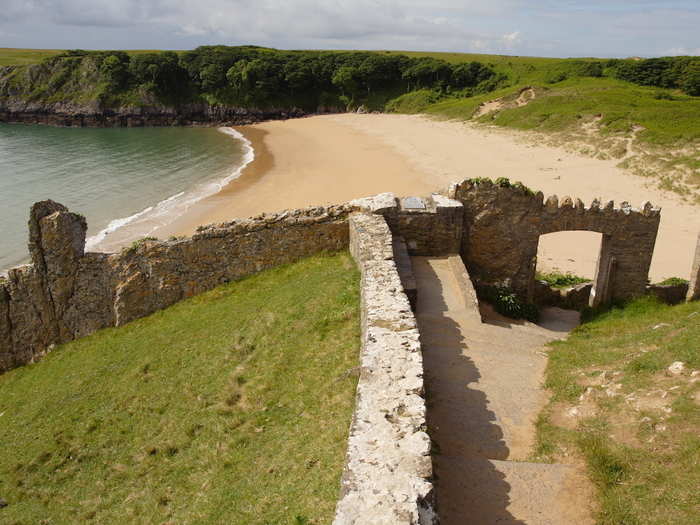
[31,46,500,110]
[543,60,603,84]
[613,56,700,96]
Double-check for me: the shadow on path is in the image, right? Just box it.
[413,257,526,525]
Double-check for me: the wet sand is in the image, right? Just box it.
[154,113,699,282]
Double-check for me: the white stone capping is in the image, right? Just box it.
[334,212,436,525]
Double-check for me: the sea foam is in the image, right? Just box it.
[85,127,255,252]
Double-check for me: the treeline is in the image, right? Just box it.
[609,56,700,96]
[42,47,501,109]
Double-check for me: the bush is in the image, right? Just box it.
[613,56,700,96]
[480,285,539,322]
[656,277,689,286]
[536,271,590,288]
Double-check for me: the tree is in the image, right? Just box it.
[199,63,226,92]
[99,54,130,91]
[129,52,189,102]
[681,61,700,96]
[450,62,494,89]
[226,58,283,105]
[402,58,452,90]
[331,66,360,101]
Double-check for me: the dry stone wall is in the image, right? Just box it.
[334,212,436,525]
[688,233,700,302]
[0,201,350,372]
[446,179,661,305]
[351,192,463,256]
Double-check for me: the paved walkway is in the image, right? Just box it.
[412,256,593,524]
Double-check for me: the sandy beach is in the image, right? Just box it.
[155,113,699,283]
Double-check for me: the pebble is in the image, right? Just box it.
[668,361,685,376]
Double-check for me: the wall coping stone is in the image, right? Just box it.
[335,212,436,525]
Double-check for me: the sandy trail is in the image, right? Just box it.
[413,256,593,524]
[156,113,697,282]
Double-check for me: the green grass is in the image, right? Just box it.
[483,78,700,145]
[0,48,173,66]
[536,271,590,289]
[534,297,700,524]
[656,277,690,287]
[412,77,700,146]
[0,49,64,66]
[0,252,360,524]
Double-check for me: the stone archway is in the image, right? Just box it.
[448,179,661,306]
[534,231,604,307]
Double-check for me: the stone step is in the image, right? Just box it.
[434,456,594,525]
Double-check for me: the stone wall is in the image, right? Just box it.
[0,201,350,372]
[688,233,700,302]
[647,282,689,305]
[446,179,661,305]
[351,192,463,256]
[334,212,436,525]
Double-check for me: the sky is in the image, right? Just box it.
[1,1,699,58]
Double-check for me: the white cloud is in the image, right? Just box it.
[0,1,697,58]
[667,46,700,56]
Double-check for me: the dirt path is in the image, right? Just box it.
[412,256,594,524]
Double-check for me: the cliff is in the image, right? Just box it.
[0,47,499,127]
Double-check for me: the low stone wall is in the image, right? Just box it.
[647,282,690,305]
[0,201,350,372]
[533,281,593,310]
[351,192,463,256]
[334,212,436,525]
[688,233,700,302]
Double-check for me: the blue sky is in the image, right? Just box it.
[1,1,699,58]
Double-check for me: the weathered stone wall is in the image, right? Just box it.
[0,202,351,373]
[351,192,463,256]
[688,233,700,302]
[446,179,661,304]
[334,212,436,525]
[647,282,689,305]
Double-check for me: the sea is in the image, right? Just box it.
[0,123,253,273]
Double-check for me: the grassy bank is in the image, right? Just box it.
[0,48,165,66]
[0,252,360,524]
[534,297,700,524]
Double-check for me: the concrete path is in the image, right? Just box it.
[412,256,593,525]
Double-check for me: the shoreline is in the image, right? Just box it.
[152,116,440,240]
[154,125,275,239]
[161,114,698,283]
[3,114,698,283]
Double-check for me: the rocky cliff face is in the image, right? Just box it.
[0,64,333,127]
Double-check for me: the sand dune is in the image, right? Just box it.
[161,113,699,283]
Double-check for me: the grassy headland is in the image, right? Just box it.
[534,297,700,524]
[0,252,360,524]
[1,46,698,198]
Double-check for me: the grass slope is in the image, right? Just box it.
[534,297,700,524]
[0,49,168,66]
[0,252,360,525]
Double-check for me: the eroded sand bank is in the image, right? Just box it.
[156,113,698,282]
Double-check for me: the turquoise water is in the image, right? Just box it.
[0,124,251,272]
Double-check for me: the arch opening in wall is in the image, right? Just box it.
[533,231,605,308]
